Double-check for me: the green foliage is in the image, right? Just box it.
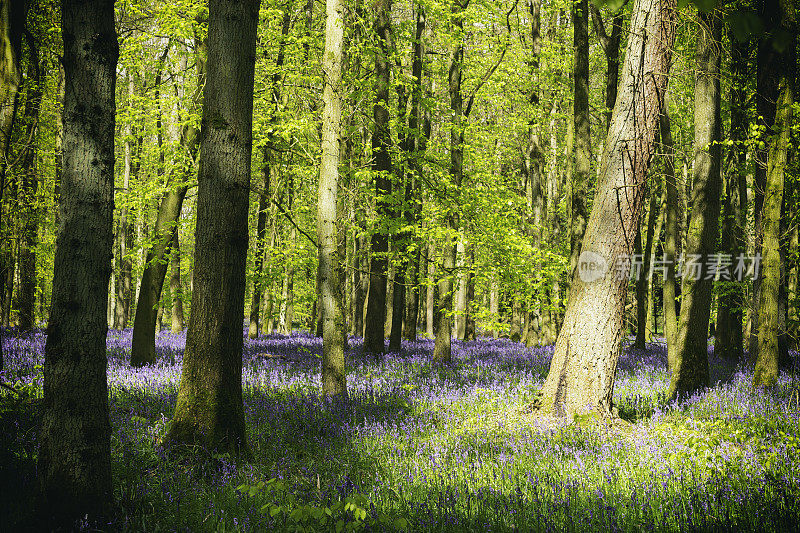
[237,478,409,532]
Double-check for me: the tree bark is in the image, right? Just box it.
[37,0,116,522]
[754,3,795,386]
[317,0,347,396]
[165,0,260,455]
[363,0,393,356]
[535,0,675,417]
[668,10,722,401]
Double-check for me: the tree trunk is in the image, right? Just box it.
[715,34,749,362]
[433,0,467,363]
[568,0,590,280]
[169,229,184,333]
[668,10,722,401]
[130,39,203,366]
[165,0,260,455]
[363,0,392,356]
[749,0,784,361]
[424,244,434,338]
[661,107,681,371]
[635,177,661,349]
[37,0,116,522]
[454,238,467,339]
[754,4,795,386]
[114,73,136,330]
[535,0,675,417]
[317,0,347,396]
[464,242,475,340]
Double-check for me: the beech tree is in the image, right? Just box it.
[668,10,722,401]
[37,0,117,522]
[318,0,347,396]
[165,0,260,454]
[535,0,676,417]
[754,0,796,387]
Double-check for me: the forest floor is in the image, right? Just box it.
[2,329,799,531]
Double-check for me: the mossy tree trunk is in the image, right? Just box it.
[37,0,117,523]
[668,10,722,401]
[755,2,795,386]
[317,0,347,397]
[165,0,260,455]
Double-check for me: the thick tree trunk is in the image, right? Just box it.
[536,0,675,417]
[755,7,795,386]
[668,11,722,401]
[37,0,117,522]
[317,0,347,396]
[165,0,259,455]
[715,35,749,362]
[363,0,393,356]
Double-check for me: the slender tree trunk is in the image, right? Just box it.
[114,74,136,330]
[454,238,467,339]
[535,0,675,417]
[568,0,590,279]
[130,40,203,366]
[464,242,475,340]
[169,229,184,333]
[363,0,393,355]
[37,0,117,522]
[317,0,347,396]
[635,178,661,349]
[489,275,499,337]
[249,9,290,339]
[755,3,795,386]
[165,0,260,455]
[661,108,681,371]
[433,0,468,363]
[426,243,435,338]
[715,35,749,362]
[668,11,722,401]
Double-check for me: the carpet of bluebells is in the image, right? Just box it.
[2,328,800,531]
